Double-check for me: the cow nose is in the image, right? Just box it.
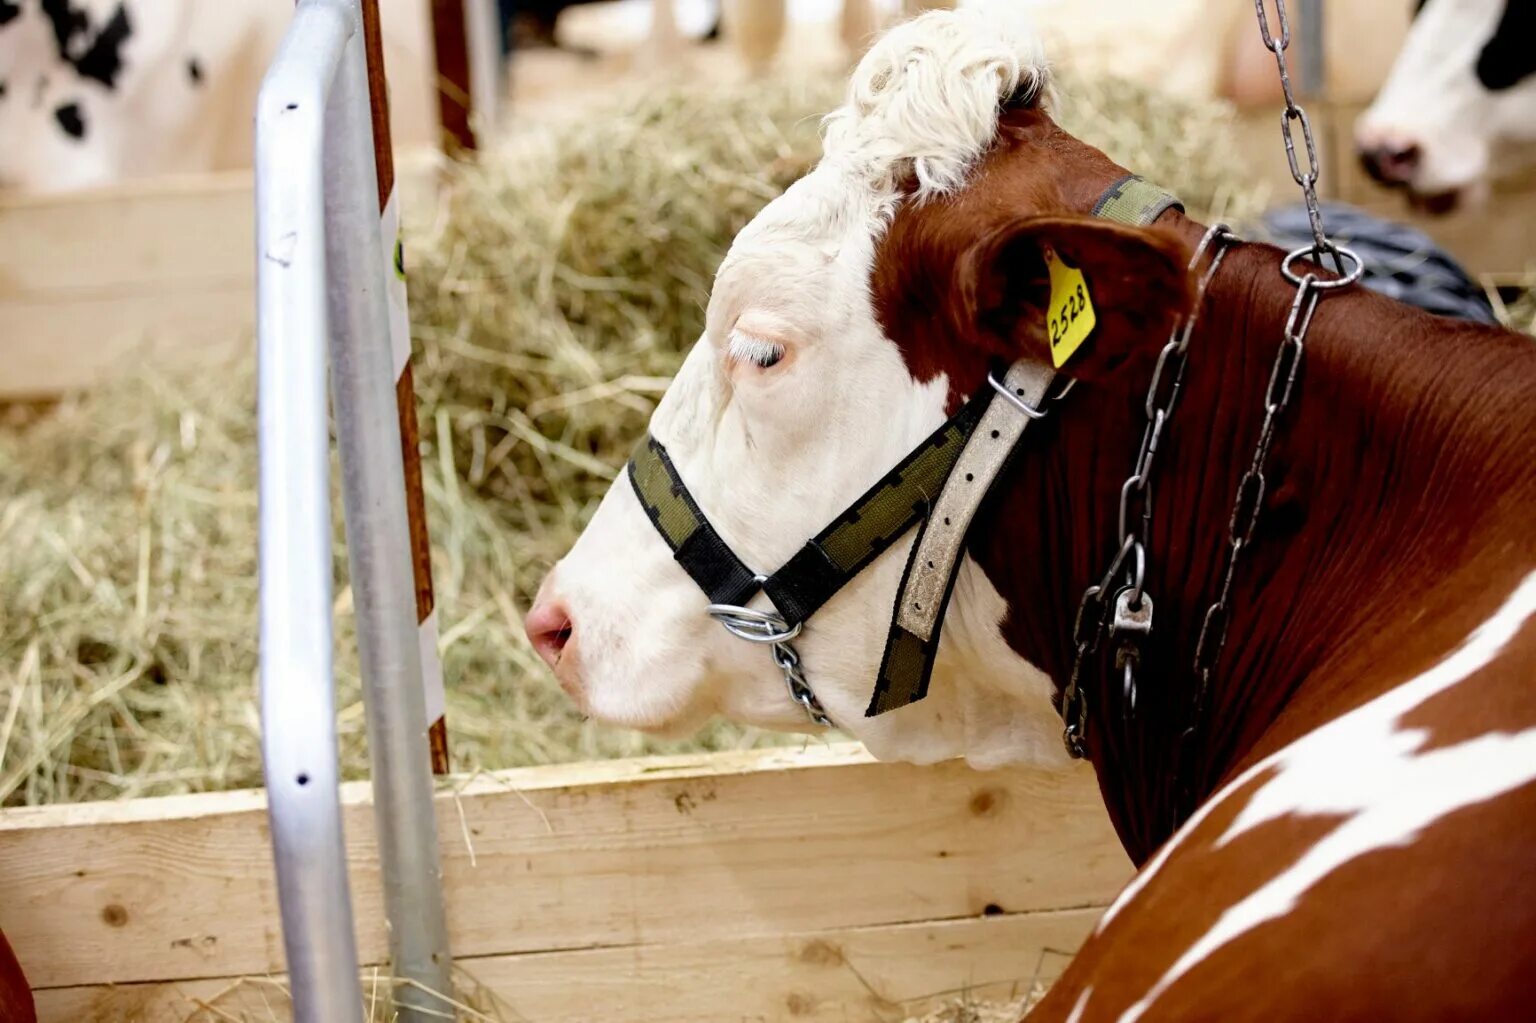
[1359,141,1421,185]
[525,598,574,668]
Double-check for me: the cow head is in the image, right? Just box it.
[1356,0,1536,211]
[527,7,1195,767]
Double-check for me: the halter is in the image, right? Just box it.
[627,177,1184,727]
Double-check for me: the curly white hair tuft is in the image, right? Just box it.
[820,3,1052,200]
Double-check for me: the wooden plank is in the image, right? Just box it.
[0,176,254,399]
[0,156,442,401]
[34,908,1100,1023]
[0,745,1127,992]
[0,285,252,399]
[0,173,254,299]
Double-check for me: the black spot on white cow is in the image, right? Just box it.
[53,100,84,139]
[42,0,133,89]
[1,1,416,194]
[1357,0,1536,212]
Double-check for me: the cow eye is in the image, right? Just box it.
[751,346,785,369]
[726,330,786,370]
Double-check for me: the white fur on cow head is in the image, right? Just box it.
[1357,0,1536,203]
[539,6,1069,769]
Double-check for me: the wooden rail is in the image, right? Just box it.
[0,745,1130,1022]
[0,157,439,403]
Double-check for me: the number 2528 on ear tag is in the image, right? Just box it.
[1044,248,1096,368]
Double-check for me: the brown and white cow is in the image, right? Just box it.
[527,6,1536,1018]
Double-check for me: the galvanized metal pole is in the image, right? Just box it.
[324,2,456,1018]
[255,3,366,1020]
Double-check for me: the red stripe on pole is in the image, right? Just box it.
[361,0,451,775]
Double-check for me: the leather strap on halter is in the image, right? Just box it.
[868,360,1056,715]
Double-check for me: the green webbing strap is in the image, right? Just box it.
[1092,174,1185,228]
[629,438,762,608]
[762,395,989,626]
[629,386,992,628]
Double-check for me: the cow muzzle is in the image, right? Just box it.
[1358,139,1422,187]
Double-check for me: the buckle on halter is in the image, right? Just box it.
[988,368,1075,419]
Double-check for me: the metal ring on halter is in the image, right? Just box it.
[1281,243,1364,289]
[706,603,802,645]
[1189,222,1234,269]
[988,370,1075,419]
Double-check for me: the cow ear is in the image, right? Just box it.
[955,215,1195,384]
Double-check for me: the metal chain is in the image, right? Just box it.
[772,641,834,727]
[706,601,835,727]
[1253,0,1336,271]
[1185,0,1365,729]
[1060,223,1236,759]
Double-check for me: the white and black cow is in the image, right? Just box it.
[0,0,281,192]
[1356,0,1536,211]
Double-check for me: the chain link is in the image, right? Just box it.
[707,600,834,727]
[1185,0,1366,733]
[1253,0,1336,270]
[772,640,834,728]
[1060,224,1235,758]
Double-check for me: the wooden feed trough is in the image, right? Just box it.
[0,745,1130,1022]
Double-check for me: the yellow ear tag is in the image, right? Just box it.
[1044,248,1096,368]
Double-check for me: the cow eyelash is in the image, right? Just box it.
[726,331,786,369]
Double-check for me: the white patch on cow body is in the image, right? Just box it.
[1094,570,1536,1023]
[1066,985,1093,1023]
[546,6,1069,768]
[1357,0,1536,197]
[0,0,284,191]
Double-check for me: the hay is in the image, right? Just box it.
[0,74,1265,808]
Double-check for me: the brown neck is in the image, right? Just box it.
[968,223,1536,862]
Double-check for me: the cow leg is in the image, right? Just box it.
[0,929,35,1023]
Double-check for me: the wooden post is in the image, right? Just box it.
[429,0,477,151]
[360,0,452,776]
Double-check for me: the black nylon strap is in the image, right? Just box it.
[629,383,993,623]
[866,511,955,715]
[763,391,991,625]
[628,438,761,607]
